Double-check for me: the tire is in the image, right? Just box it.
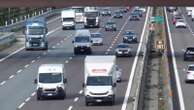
[114,28,116,31]
[85,99,89,106]
[37,94,42,100]
[74,48,78,55]
[184,57,187,61]
[110,96,115,105]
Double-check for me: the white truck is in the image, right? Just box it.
[61,9,76,30]
[84,7,100,28]
[72,29,92,54]
[191,9,194,21]
[83,55,117,106]
[34,64,67,100]
[71,6,85,23]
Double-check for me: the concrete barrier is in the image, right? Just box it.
[0,32,15,50]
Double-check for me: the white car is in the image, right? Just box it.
[116,65,122,82]
[91,32,103,45]
[175,19,187,28]
[185,65,194,83]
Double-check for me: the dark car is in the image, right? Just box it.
[123,30,138,43]
[104,20,117,31]
[132,9,143,17]
[115,43,132,57]
[113,11,123,18]
[129,13,140,21]
[184,47,194,61]
[100,8,111,16]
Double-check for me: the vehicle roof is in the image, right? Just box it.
[85,55,116,63]
[75,29,91,37]
[26,17,46,26]
[38,64,64,73]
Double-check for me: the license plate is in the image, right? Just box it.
[33,43,38,46]
[96,99,102,102]
[47,93,53,96]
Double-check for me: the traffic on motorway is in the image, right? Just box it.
[0,6,150,110]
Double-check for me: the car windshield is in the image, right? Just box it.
[107,22,114,25]
[27,26,45,35]
[91,33,102,38]
[75,36,89,42]
[124,31,135,35]
[87,76,112,86]
[117,44,129,48]
[39,73,62,83]
[188,66,194,71]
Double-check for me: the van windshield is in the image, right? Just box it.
[87,76,112,86]
[63,18,74,22]
[27,26,45,35]
[75,36,89,42]
[39,73,62,83]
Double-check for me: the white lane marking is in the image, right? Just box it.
[74,97,79,102]
[31,60,36,64]
[0,47,24,62]
[25,97,31,102]
[31,92,36,97]
[37,56,40,59]
[8,75,14,79]
[69,57,72,60]
[65,60,69,64]
[18,102,25,109]
[79,90,83,94]
[17,69,23,73]
[0,81,6,85]
[24,64,29,68]
[121,7,150,110]
[60,40,64,43]
[57,43,60,46]
[0,21,61,63]
[164,7,185,110]
[68,106,73,110]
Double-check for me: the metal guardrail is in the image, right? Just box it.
[0,9,61,32]
[0,32,15,49]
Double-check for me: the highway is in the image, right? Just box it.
[165,7,194,110]
[0,7,149,110]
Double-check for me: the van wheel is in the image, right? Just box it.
[37,95,42,100]
[85,101,89,106]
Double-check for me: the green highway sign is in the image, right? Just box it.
[150,16,164,24]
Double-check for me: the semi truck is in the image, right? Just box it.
[24,17,48,50]
[61,9,76,30]
[71,6,85,23]
[72,29,92,54]
[84,7,100,28]
[34,64,67,100]
[83,55,117,106]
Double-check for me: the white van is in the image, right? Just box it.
[34,64,67,100]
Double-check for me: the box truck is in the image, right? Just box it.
[61,9,76,30]
[83,55,117,105]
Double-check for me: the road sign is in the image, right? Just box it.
[150,16,164,24]
[155,40,165,49]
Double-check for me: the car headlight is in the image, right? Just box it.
[75,44,78,47]
[86,44,90,47]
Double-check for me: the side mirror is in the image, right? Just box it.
[91,40,93,43]
[63,78,67,83]
[112,83,116,87]
[34,79,37,84]
[82,83,85,88]
[72,40,74,43]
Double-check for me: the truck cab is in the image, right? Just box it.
[34,64,67,100]
[84,7,100,28]
[24,18,48,50]
[61,9,76,30]
[72,29,92,54]
[83,56,117,106]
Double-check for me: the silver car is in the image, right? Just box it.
[115,43,132,57]
[91,33,103,46]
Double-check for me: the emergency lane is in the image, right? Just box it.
[19,7,148,110]
[0,7,123,110]
[165,7,194,110]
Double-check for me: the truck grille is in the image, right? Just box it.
[90,91,108,95]
[87,19,96,25]
[44,88,56,92]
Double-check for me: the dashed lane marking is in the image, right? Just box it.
[0,81,6,85]
[8,75,14,79]
[25,97,31,102]
[17,69,23,73]
[74,97,79,102]
[68,106,73,110]
[24,64,29,68]
[18,102,25,109]
[79,90,83,94]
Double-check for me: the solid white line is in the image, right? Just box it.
[17,69,23,73]
[164,7,185,110]
[0,47,25,62]
[68,106,73,110]
[25,97,31,102]
[74,97,79,102]
[18,102,25,109]
[24,64,29,68]
[31,92,36,97]
[0,20,61,63]
[121,7,150,110]
[0,81,6,85]
[79,90,83,94]
[8,75,14,79]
